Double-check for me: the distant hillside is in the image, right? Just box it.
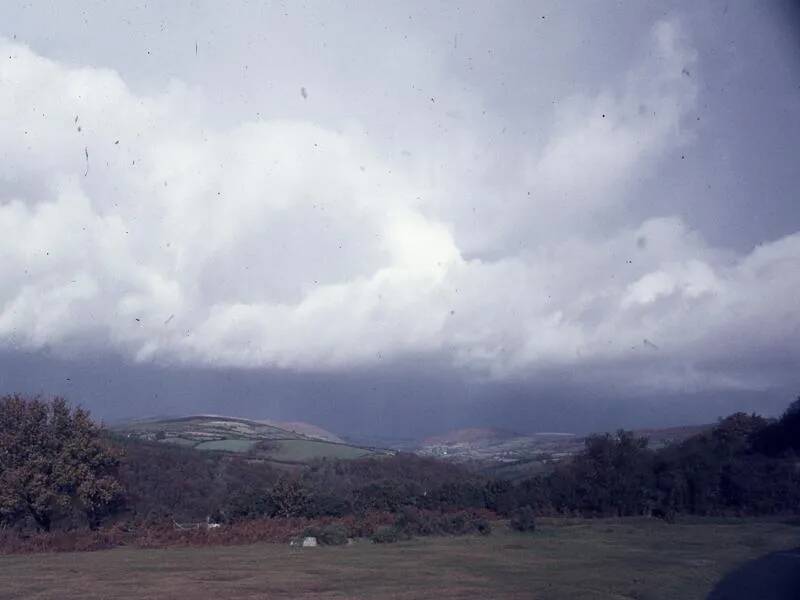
[417,422,712,469]
[421,427,520,446]
[418,428,581,465]
[113,415,389,464]
[632,424,712,448]
[259,420,344,443]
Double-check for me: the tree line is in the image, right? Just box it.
[516,403,800,519]
[1,394,798,537]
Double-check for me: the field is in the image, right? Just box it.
[194,439,259,452]
[114,415,387,463]
[1,518,797,599]
[265,439,379,463]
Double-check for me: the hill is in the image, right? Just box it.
[113,415,387,464]
[421,427,520,446]
[260,420,345,443]
[632,424,712,448]
[417,423,713,478]
[417,429,581,464]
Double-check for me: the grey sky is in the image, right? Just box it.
[0,1,798,436]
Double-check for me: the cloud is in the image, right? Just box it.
[0,21,798,396]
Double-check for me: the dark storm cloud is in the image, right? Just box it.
[0,350,792,438]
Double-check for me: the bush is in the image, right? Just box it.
[337,512,395,538]
[394,507,430,536]
[393,508,492,538]
[441,511,491,535]
[509,505,537,532]
[370,525,407,544]
[304,523,349,546]
[473,516,492,536]
[307,494,352,518]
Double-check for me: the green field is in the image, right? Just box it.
[195,439,259,452]
[1,518,797,599]
[265,438,379,463]
[160,436,197,447]
[193,437,378,461]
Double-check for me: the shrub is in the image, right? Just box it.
[473,516,492,536]
[307,494,352,518]
[509,505,537,532]
[393,508,492,538]
[268,478,311,518]
[439,511,492,536]
[304,523,349,546]
[651,507,676,524]
[370,525,406,544]
[394,507,429,536]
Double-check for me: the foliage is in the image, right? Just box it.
[3,392,800,550]
[752,397,800,456]
[304,523,349,545]
[267,477,312,518]
[511,404,800,519]
[566,430,653,517]
[393,507,492,537]
[114,434,279,523]
[0,395,123,531]
[370,525,406,544]
[509,506,537,532]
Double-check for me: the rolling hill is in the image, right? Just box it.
[421,427,521,446]
[259,420,345,443]
[113,415,389,464]
[417,422,713,479]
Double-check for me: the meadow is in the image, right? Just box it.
[1,517,797,600]
[264,438,379,463]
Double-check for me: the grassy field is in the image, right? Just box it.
[1,518,797,599]
[265,438,379,463]
[195,439,259,452]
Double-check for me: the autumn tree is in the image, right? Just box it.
[0,395,124,531]
[267,476,310,518]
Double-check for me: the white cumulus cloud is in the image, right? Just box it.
[0,20,798,394]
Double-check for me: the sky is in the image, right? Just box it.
[0,1,799,438]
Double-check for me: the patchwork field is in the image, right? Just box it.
[2,518,797,599]
[113,415,388,464]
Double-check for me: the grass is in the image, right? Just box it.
[194,439,258,452]
[264,439,378,463]
[1,518,797,599]
[160,437,197,447]
[188,437,378,461]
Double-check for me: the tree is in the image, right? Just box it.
[0,395,124,531]
[558,430,653,516]
[753,396,800,456]
[267,477,310,518]
[484,479,518,515]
